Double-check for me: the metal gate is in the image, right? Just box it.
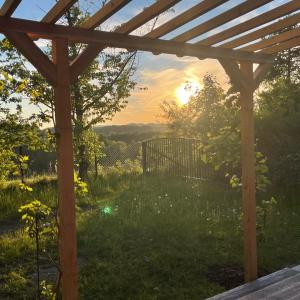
[142,138,210,179]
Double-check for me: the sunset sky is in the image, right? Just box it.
[0,0,290,125]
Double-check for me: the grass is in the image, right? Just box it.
[0,174,300,299]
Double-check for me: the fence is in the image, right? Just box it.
[142,138,211,180]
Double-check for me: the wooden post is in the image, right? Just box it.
[240,61,257,282]
[52,38,78,300]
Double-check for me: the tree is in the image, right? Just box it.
[256,78,300,187]
[0,3,137,180]
[162,74,271,191]
[0,109,44,182]
[265,24,300,84]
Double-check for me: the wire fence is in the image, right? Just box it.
[142,138,211,180]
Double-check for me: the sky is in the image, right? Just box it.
[0,0,293,125]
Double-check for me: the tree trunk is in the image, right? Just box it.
[78,143,89,180]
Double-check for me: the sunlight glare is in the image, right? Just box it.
[176,80,201,105]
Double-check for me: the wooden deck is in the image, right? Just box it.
[208,265,300,299]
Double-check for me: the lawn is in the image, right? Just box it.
[0,174,300,299]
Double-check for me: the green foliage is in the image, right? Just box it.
[0,110,45,181]
[18,200,56,240]
[256,79,300,187]
[74,172,89,196]
[40,280,56,300]
[162,74,272,192]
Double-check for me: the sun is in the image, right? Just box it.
[176,80,201,105]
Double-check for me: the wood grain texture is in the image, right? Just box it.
[52,38,78,300]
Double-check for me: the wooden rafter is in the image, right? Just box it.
[172,0,273,43]
[0,0,21,16]
[4,31,57,85]
[0,16,274,64]
[42,0,77,23]
[197,0,300,46]
[241,28,300,52]
[220,12,300,49]
[260,36,300,54]
[80,0,131,29]
[70,0,181,81]
[145,0,229,39]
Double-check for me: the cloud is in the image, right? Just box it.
[108,54,229,125]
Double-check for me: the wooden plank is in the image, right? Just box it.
[208,268,300,300]
[4,31,57,85]
[42,0,77,23]
[80,0,131,29]
[240,28,300,52]
[52,37,78,300]
[146,0,229,38]
[218,59,249,92]
[259,36,300,54]
[0,0,21,16]
[220,12,300,49]
[172,0,273,43]
[240,273,300,299]
[70,0,181,81]
[239,61,257,283]
[0,16,274,64]
[197,0,300,46]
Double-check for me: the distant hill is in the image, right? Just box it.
[94,123,168,143]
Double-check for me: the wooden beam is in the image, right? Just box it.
[197,0,300,46]
[70,0,181,81]
[172,0,273,43]
[220,12,300,49]
[239,61,257,283]
[145,0,229,38]
[80,0,130,29]
[4,31,57,85]
[0,16,274,64]
[42,0,77,23]
[0,0,21,16]
[52,37,78,300]
[253,63,273,90]
[240,28,300,52]
[259,36,300,54]
[218,59,249,92]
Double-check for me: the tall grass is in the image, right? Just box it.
[0,174,299,299]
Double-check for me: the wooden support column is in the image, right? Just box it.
[52,38,78,300]
[240,61,257,282]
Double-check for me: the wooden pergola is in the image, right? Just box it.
[0,0,299,299]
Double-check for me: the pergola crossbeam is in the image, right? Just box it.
[42,0,77,23]
[0,0,21,16]
[0,16,274,65]
[80,0,131,29]
[220,12,300,49]
[240,28,300,52]
[197,0,300,47]
[260,36,300,54]
[70,0,181,81]
[146,0,229,39]
[172,0,273,43]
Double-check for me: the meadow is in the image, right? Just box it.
[0,173,300,299]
